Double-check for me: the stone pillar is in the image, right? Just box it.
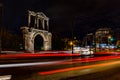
[24,33,34,52]
[44,41,49,50]
[37,19,39,29]
[47,20,49,31]
[34,17,37,28]
[43,32,52,50]
[42,19,45,30]
[21,27,34,53]
[48,33,52,50]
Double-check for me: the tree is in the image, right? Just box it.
[0,27,23,51]
[52,34,65,50]
[116,40,120,48]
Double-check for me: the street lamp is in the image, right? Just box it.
[108,35,111,40]
[108,35,111,51]
[69,41,74,54]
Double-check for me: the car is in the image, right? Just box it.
[74,47,94,55]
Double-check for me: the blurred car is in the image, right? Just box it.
[74,47,93,55]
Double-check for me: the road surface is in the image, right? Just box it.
[0,52,120,80]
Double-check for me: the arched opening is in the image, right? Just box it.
[34,35,44,52]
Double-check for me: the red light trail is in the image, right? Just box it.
[39,60,120,75]
[0,53,80,59]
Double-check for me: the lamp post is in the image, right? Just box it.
[108,35,111,51]
[0,30,1,54]
[93,33,96,52]
[69,41,74,54]
[71,20,74,54]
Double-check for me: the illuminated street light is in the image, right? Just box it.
[108,35,111,39]
[69,41,74,54]
[108,35,113,51]
[69,41,73,46]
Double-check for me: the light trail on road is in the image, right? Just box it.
[0,53,80,59]
[1,54,120,69]
[0,60,68,68]
[39,60,120,75]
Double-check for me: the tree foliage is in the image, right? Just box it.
[0,27,23,51]
[52,34,65,50]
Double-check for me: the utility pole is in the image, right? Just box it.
[0,3,3,54]
[71,21,74,54]
[93,33,96,52]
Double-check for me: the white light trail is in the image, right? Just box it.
[0,60,66,68]
[0,75,11,80]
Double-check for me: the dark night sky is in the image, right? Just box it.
[3,0,120,39]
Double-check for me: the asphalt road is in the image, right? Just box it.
[1,54,120,80]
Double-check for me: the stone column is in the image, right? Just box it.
[47,20,49,31]
[34,17,37,28]
[37,19,39,29]
[42,19,45,30]
[43,33,52,50]
[48,33,52,50]
[24,32,34,53]
[44,41,49,50]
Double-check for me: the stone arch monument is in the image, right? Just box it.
[21,10,52,52]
